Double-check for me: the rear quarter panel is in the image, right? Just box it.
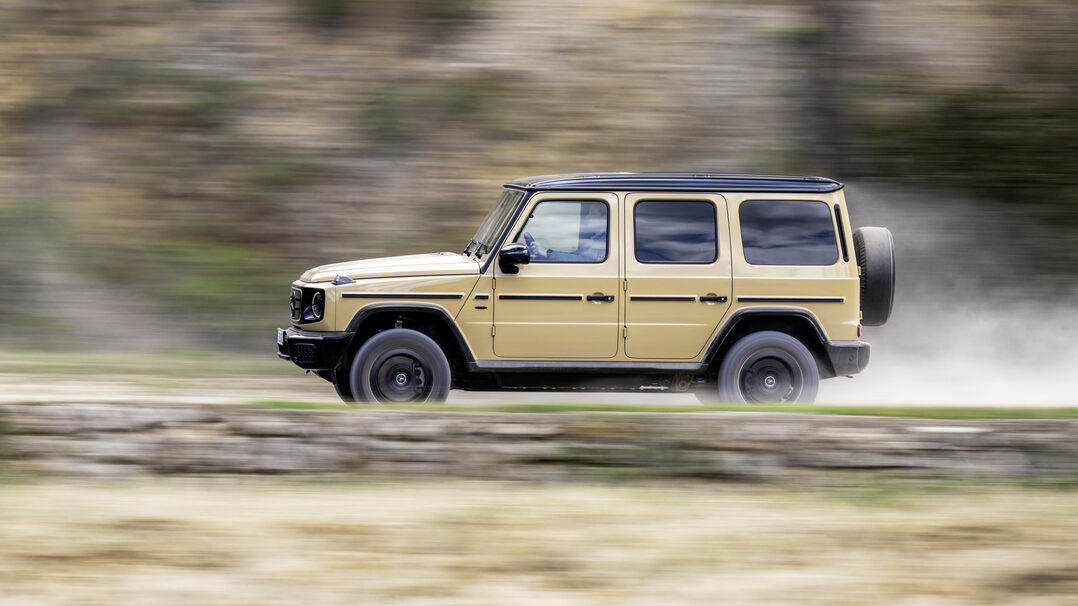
[724,191,860,341]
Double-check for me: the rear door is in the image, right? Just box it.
[623,193,732,359]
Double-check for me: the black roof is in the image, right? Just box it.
[505,172,843,193]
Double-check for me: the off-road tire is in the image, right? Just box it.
[349,329,451,403]
[331,366,355,403]
[717,331,819,404]
[853,226,896,326]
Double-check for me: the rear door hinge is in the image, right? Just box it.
[622,326,627,339]
[623,278,628,291]
[491,325,496,337]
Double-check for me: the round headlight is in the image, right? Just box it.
[303,290,325,322]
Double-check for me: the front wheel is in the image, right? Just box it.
[717,331,819,404]
[331,366,355,403]
[349,329,451,403]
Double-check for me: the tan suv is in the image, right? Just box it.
[277,173,895,404]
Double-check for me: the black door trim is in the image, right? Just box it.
[629,295,696,302]
[736,296,845,303]
[343,292,463,300]
[498,294,583,301]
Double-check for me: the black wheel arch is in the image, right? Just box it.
[340,304,475,387]
[703,308,837,379]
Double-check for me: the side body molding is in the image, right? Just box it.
[339,304,846,379]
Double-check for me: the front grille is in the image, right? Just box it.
[290,287,302,321]
[291,287,326,324]
[291,343,318,365]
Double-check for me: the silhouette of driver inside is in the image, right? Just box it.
[523,202,606,262]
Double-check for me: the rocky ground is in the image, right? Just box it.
[3,402,1077,480]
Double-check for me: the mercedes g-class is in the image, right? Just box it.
[277,173,895,403]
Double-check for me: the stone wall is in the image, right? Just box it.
[2,403,1077,480]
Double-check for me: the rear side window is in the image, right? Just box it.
[634,200,717,264]
[739,200,838,266]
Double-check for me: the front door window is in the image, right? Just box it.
[514,200,608,263]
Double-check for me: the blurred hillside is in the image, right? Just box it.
[0,0,1075,351]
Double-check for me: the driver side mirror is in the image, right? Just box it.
[498,243,530,274]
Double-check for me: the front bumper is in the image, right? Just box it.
[277,326,352,371]
[824,340,871,377]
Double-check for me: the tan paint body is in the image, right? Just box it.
[292,188,861,362]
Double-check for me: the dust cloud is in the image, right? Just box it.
[820,183,1078,405]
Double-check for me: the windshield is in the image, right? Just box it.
[465,188,525,258]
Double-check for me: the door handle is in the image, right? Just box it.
[699,295,728,303]
[587,294,615,302]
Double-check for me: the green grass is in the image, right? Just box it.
[253,400,348,410]
[246,401,1078,419]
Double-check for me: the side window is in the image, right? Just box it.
[634,200,717,264]
[739,200,838,266]
[515,200,608,263]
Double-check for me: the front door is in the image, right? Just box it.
[494,192,620,359]
[624,193,732,359]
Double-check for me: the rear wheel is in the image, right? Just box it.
[717,331,819,404]
[349,329,451,403]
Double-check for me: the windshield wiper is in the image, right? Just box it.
[464,238,479,256]
[474,241,491,260]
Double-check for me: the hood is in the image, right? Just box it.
[300,252,481,283]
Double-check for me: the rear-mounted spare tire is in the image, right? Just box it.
[853,226,895,326]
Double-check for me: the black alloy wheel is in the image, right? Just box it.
[349,328,451,403]
[371,353,431,402]
[740,356,798,403]
[717,331,819,404]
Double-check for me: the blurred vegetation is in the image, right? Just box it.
[301,0,486,32]
[853,18,1078,220]
[362,72,530,147]
[860,87,1075,199]
[50,65,239,130]
[0,0,1075,351]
